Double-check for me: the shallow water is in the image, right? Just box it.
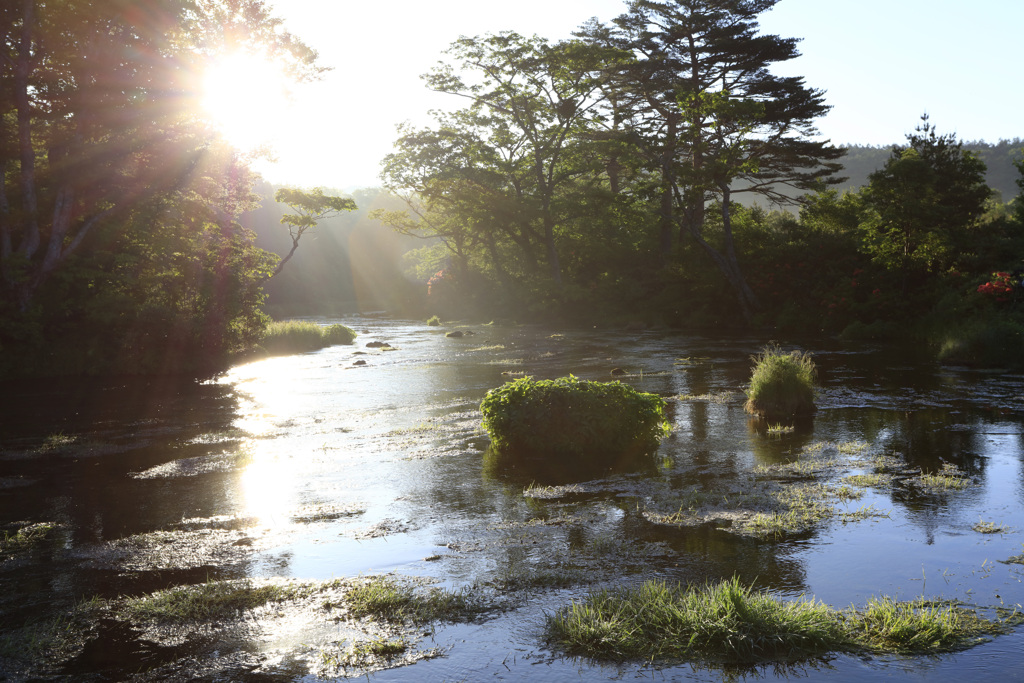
[2,316,1023,681]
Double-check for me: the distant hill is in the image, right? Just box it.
[737,139,1023,208]
[834,140,1023,200]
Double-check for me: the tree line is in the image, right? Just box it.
[375,0,1024,366]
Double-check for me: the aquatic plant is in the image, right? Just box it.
[339,576,487,624]
[547,578,1019,663]
[260,320,356,355]
[1,523,56,557]
[480,375,670,463]
[744,345,817,418]
[125,579,304,622]
[848,596,1011,654]
[972,519,1010,534]
[546,577,846,663]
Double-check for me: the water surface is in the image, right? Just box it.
[2,316,1023,681]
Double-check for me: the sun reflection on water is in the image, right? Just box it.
[224,357,310,526]
[238,446,294,527]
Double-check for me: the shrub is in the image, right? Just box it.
[426,315,441,326]
[936,315,1024,369]
[745,345,817,418]
[480,375,670,463]
[260,321,356,356]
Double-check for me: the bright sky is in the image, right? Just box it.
[227,0,1022,190]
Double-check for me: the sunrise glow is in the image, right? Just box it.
[201,51,293,153]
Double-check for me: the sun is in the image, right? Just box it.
[201,51,293,153]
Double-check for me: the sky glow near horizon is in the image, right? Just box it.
[239,0,1022,191]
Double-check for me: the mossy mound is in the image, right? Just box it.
[480,376,670,464]
[744,345,817,419]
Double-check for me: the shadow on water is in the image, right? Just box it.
[482,446,660,487]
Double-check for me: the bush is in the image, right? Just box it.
[426,315,441,326]
[260,321,356,356]
[744,345,817,418]
[480,376,670,463]
[936,315,1024,369]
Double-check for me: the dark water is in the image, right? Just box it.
[2,316,1023,681]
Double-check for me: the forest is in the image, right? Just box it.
[1,0,1022,378]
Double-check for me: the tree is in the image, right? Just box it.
[0,0,320,312]
[401,32,622,290]
[0,0,323,376]
[271,187,356,279]
[862,116,991,273]
[594,0,844,320]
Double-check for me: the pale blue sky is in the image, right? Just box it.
[249,0,1022,189]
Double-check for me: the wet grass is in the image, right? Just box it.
[547,577,847,663]
[490,567,584,591]
[843,473,894,488]
[677,390,738,403]
[0,522,56,557]
[972,519,1011,534]
[125,579,307,622]
[766,423,795,435]
[916,463,974,492]
[1003,546,1024,565]
[849,596,1014,654]
[316,637,427,678]
[336,576,489,624]
[547,578,1019,663]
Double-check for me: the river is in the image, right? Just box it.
[2,315,1023,681]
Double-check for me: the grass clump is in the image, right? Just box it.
[744,345,817,419]
[547,578,1018,664]
[480,375,670,463]
[546,577,846,663]
[426,315,441,326]
[849,597,1008,653]
[260,320,356,356]
[125,579,303,622]
[340,576,486,624]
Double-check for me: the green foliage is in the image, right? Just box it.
[862,116,991,273]
[426,315,441,326]
[745,345,817,418]
[480,375,670,462]
[260,321,356,356]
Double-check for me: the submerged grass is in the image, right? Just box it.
[1,522,56,556]
[125,579,306,622]
[972,519,1011,534]
[338,576,487,624]
[547,578,1017,663]
[917,463,974,492]
[260,320,356,356]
